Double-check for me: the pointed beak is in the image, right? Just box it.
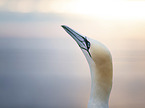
[61,25,89,49]
[61,25,91,57]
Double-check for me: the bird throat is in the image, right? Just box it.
[87,59,112,108]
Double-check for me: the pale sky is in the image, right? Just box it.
[0,0,145,19]
[0,0,145,38]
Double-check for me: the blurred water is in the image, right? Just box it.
[0,37,145,108]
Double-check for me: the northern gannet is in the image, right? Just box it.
[61,25,113,108]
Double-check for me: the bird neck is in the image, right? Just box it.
[88,60,113,108]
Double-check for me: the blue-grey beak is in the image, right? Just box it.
[61,25,91,57]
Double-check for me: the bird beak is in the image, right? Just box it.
[61,25,91,57]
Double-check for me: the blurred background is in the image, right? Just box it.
[0,0,145,108]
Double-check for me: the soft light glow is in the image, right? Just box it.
[51,0,145,19]
[36,1,51,13]
[0,0,5,7]
[1,0,145,19]
[17,1,34,13]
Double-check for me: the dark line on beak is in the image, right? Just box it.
[62,26,86,46]
[62,25,91,57]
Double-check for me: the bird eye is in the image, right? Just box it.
[84,37,91,50]
[83,37,91,57]
[86,41,90,49]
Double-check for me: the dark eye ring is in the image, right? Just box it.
[86,41,90,49]
[84,37,91,50]
[84,37,91,57]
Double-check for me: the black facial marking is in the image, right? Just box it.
[84,37,91,50]
[84,37,91,57]
[78,37,91,57]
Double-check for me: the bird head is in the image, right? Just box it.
[61,25,112,67]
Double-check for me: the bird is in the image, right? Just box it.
[61,25,113,108]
